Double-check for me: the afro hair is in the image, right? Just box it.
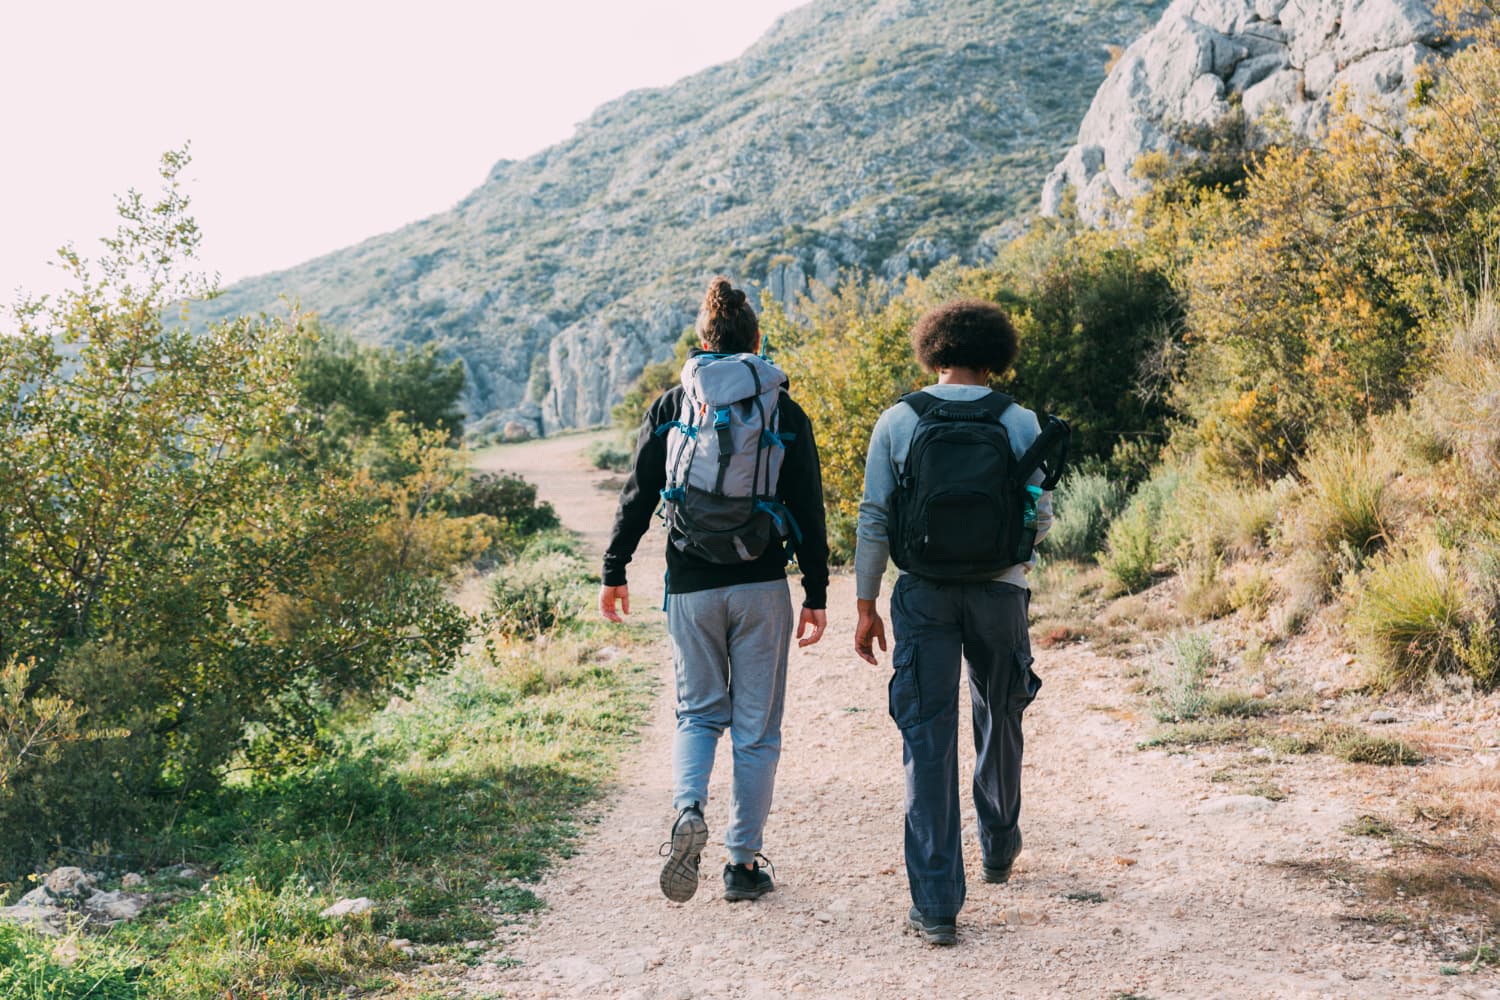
[910,300,1019,374]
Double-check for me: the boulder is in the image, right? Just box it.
[321,897,376,919]
[0,903,63,936]
[81,891,150,923]
[43,866,97,901]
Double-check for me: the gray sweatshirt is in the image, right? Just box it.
[854,384,1054,601]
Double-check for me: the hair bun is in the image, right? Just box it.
[704,276,743,317]
[696,276,759,352]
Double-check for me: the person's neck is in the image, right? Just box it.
[936,367,989,387]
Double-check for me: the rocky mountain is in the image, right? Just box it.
[1042,0,1450,224]
[194,0,1169,436]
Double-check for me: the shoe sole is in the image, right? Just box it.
[906,913,956,946]
[981,865,1012,884]
[659,812,708,903]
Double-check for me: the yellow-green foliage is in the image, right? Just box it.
[0,155,498,874]
[1295,431,1393,564]
[767,279,925,558]
[1144,7,1500,481]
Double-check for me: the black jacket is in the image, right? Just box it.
[602,366,830,609]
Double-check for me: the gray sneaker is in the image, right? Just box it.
[658,805,708,903]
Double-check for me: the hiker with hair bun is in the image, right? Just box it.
[601,276,830,905]
[853,299,1068,945]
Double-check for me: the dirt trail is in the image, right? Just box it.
[463,434,1496,1000]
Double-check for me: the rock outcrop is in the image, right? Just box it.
[0,867,152,934]
[1042,0,1449,225]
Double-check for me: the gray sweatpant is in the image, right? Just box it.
[666,579,793,865]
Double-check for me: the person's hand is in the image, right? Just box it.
[796,607,827,647]
[854,598,887,665]
[599,584,630,623]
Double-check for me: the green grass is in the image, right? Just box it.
[0,547,656,998]
[1347,814,1397,838]
[1140,718,1263,749]
[1351,544,1470,688]
[0,923,143,1000]
[1142,719,1422,767]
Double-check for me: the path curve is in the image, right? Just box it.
[461,434,1495,1000]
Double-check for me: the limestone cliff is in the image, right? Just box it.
[1042,0,1450,225]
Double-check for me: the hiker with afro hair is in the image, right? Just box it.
[854,299,1056,945]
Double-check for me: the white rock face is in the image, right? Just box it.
[541,300,695,433]
[1042,0,1446,225]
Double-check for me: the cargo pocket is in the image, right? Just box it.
[1006,650,1042,715]
[888,646,922,730]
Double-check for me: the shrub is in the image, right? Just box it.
[0,154,487,876]
[1228,567,1277,618]
[587,439,633,473]
[453,472,560,552]
[1351,544,1472,688]
[1295,432,1392,565]
[995,230,1183,468]
[1427,291,1500,486]
[1181,555,1234,622]
[490,546,588,639]
[769,278,924,560]
[1102,468,1183,593]
[1150,632,1216,723]
[1046,470,1125,560]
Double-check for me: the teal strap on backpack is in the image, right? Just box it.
[759,430,795,449]
[655,420,697,439]
[754,499,803,563]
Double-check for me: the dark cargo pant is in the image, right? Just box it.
[887,575,1041,921]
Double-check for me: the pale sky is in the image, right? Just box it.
[0,0,808,302]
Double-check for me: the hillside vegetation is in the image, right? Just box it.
[191,0,1168,435]
[0,157,661,995]
[757,1,1500,694]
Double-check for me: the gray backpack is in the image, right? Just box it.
[656,353,799,564]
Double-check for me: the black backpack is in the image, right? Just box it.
[889,391,1069,582]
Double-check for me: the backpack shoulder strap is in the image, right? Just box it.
[902,389,1013,420]
[979,391,1013,419]
[1015,414,1071,489]
[899,390,941,417]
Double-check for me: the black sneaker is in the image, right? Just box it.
[721,855,775,901]
[981,859,1013,884]
[658,805,708,903]
[906,906,957,946]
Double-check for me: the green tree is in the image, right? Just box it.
[0,152,490,872]
[296,326,466,444]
